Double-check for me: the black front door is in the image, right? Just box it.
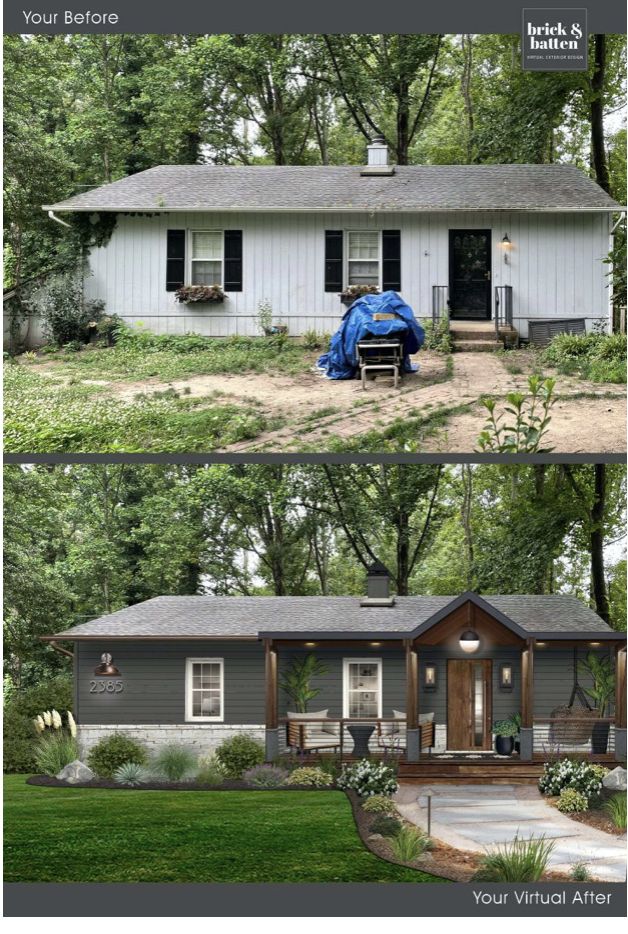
[449,229,492,319]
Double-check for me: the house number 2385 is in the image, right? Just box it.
[89,680,124,693]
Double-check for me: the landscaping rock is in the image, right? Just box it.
[56,760,95,784]
[602,767,627,792]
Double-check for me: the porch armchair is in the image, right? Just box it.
[286,710,341,753]
[377,710,435,752]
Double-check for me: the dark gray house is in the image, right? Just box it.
[45,570,626,777]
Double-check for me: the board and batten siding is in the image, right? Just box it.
[84,210,612,340]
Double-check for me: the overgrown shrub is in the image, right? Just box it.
[302,329,330,351]
[39,273,105,346]
[337,759,398,797]
[473,835,554,882]
[542,332,627,384]
[87,733,148,779]
[556,788,588,813]
[34,732,78,776]
[538,759,608,801]
[3,676,73,773]
[390,826,431,862]
[284,766,334,787]
[423,317,452,353]
[113,761,149,786]
[369,815,402,837]
[361,795,398,816]
[243,764,289,788]
[150,744,196,782]
[603,793,627,830]
[214,734,265,779]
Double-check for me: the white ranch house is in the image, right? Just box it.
[42,140,621,342]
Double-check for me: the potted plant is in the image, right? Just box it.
[339,284,380,306]
[578,651,615,754]
[493,716,519,756]
[174,285,225,304]
[280,654,329,712]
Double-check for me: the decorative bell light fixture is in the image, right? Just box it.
[459,630,480,654]
[94,652,121,676]
[501,233,512,264]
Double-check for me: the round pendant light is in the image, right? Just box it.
[459,630,480,654]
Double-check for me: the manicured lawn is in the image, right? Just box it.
[4,776,444,883]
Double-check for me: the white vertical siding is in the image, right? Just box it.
[83,210,612,339]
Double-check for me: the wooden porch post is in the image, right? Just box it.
[264,639,279,761]
[405,640,420,763]
[520,639,534,761]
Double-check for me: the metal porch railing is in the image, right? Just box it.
[432,285,449,327]
[494,285,513,335]
[532,717,616,759]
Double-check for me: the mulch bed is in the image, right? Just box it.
[545,795,625,836]
[26,775,330,792]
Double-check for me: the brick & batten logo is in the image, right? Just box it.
[522,8,588,71]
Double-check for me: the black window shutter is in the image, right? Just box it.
[382,230,401,292]
[224,230,243,291]
[166,229,185,291]
[324,230,343,292]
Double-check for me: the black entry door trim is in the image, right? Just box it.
[448,229,492,320]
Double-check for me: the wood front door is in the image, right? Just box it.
[447,659,492,750]
[449,229,492,319]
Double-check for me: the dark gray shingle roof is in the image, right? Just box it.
[43,164,620,213]
[49,594,615,640]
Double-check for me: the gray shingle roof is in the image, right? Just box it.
[48,593,615,640]
[43,164,620,213]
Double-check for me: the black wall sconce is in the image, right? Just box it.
[499,662,513,691]
[424,664,437,690]
[501,233,512,265]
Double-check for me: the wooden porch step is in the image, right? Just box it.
[398,761,544,785]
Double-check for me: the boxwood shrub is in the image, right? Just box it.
[87,733,148,779]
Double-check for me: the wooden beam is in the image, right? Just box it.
[264,638,278,730]
[521,639,535,728]
[615,646,626,729]
[405,640,418,730]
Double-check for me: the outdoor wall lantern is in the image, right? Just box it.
[94,652,121,676]
[501,233,511,264]
[424,664,437,690]
[459,630,480,654]
[499,663,513,691]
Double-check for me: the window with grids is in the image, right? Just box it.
[347,231,381,287]
[343,659,382,718]
[186,658,223,721]
[190,232,223,286]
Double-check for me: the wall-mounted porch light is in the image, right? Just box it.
[500,233,511,264]
[499,662,513,691]
[424,664,437,690]
[459,630,480,654]
[94,652,120,676]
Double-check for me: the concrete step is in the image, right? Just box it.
[449,329,501,341]
[452,339,503,352]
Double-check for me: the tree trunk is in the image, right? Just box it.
[590,35,610,194]
[590,464,610,622]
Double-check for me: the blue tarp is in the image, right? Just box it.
[317,290,425,380]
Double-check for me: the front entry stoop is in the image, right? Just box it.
[450,322,518,352]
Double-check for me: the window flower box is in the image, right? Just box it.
[339,285,380,306]
[174,285,225,304]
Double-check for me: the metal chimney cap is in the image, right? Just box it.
[367,560,389,576]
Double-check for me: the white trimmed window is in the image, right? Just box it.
[347,231,381,287]
[185,658,224,721]
[189,231,223,286]
[343,658,382,719]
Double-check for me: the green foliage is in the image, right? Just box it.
[4,706,40,773]
[361,795,399,815]
[389,826,431,862]
[151,744,197,782]
[280,653,329,712]
[242,764,289,788]
[603,793,627,830]
[113,761,149,786]
[285,766,334,787]
[493,716,520,738]
[570,861,591,881]
[337,759,398,797]
[556,788,589,813]
[214,734,265,779]
[473,835,555,882]
[3,676,74,773]
[195,753,226,787]
[423,317,452,353]
[87,734,148,779]
[369,815,402,837]
[476,376,556,453]
[542,332,627,384]
[302,330,331,351]
[538,759,608,800]
[38,273,105,347]
[34,732,78,776]
[577,651,615,716]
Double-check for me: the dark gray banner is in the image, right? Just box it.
[3,882,627,917]
[2,0,627,35]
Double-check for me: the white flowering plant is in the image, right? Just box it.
[538,758,608,801]
[33,709,76,737]
[336,759,398,797]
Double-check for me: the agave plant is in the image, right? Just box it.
[113,760,148,787]
[280,653,329,712]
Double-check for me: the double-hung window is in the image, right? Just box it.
[343,658,382,719]
[185,658,224,721]
[347,231,381,287]
[190,231,223,287]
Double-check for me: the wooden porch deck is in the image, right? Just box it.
[397,753,620,785]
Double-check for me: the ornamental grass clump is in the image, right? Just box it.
[113,761,149,787]
[284,766,334,787]
[538,758,608,801]
[473,835,555,883]
[556,788,588,814]
[337,759,398,797]
[243,764,289,788]
[196,753,226,787]
[389,826,431,862]
[361,795,399,816]
[34,731,79,776]
[603,793,627,831]
[151,744,197,782]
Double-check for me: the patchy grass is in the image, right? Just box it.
[4,364,277,453]
[3,776,442,883]
[541,332,626,384]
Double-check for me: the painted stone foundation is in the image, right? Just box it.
[77,723,265,758]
